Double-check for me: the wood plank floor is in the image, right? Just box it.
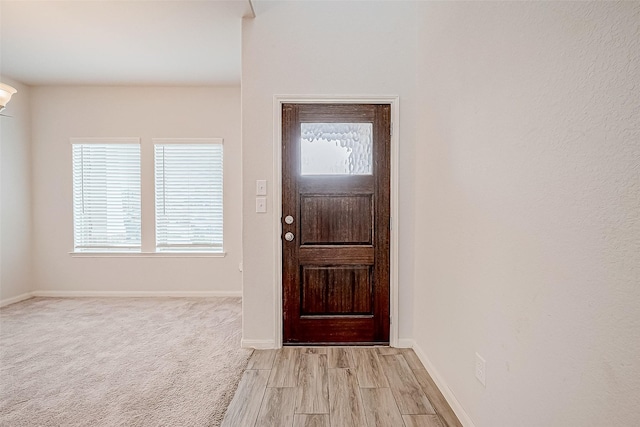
[222,347,462,427]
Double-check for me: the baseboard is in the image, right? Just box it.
[0,292,34,308]
[31,290,242,298]
[410,339,477,427]
[396,338,414,348]
[241,339,277,349]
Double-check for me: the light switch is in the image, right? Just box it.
[256,180,267,196]
[256,197,267,213]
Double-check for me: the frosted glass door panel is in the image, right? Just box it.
[300,123,373,175]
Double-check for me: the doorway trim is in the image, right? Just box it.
[272,95,400,348]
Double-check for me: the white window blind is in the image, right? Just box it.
[72,140,141,252]
[154,141,223,252]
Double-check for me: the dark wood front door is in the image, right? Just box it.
[282,103,391,344]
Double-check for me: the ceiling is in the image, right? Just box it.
[0,0,252,86]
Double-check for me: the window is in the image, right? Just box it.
[154,139,223,253]
[71,137,223,255]
[300,123,373,175]
[72,139,141,252]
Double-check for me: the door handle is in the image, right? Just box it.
[284,215,294,224]
[284,232,295,242]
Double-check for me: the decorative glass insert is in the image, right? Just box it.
[300,123,373,175]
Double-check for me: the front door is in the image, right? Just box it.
[282,103,391,344]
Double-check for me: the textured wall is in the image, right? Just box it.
[0,77,32,302]
[413,2,640,425]
[30,86,243,294]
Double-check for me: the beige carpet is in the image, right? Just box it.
[0,297,252,427]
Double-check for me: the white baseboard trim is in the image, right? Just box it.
[241,339,277,349]
[31,290,242,298]
[409,339,476,427]
[0,292,34,308]
[396,338,414,348]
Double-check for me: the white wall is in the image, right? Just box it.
[31,86,242,294]
[241,1,420,345]
[413,2,640,426]
[0,77,33,302]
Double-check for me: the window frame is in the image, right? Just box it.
[69,137,226,258]
[153,138,224,254]
[70,137,142,253]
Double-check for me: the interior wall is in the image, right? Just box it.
[30,86,242,294]
[241,1,420,345]
[413,2,640,426]
[0,77,33,302]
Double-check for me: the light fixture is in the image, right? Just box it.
[0,83,17,112]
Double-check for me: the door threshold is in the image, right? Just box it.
[283,342,391,347]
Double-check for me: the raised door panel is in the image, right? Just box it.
[301,266,372,315]
[300,195,373,245]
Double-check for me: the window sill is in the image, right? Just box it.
[69,252,227,258]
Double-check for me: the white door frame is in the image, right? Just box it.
[273,95,400,348]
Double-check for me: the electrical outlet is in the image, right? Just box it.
[475,352,486,387]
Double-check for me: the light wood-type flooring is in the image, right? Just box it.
[222,347,462,427]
